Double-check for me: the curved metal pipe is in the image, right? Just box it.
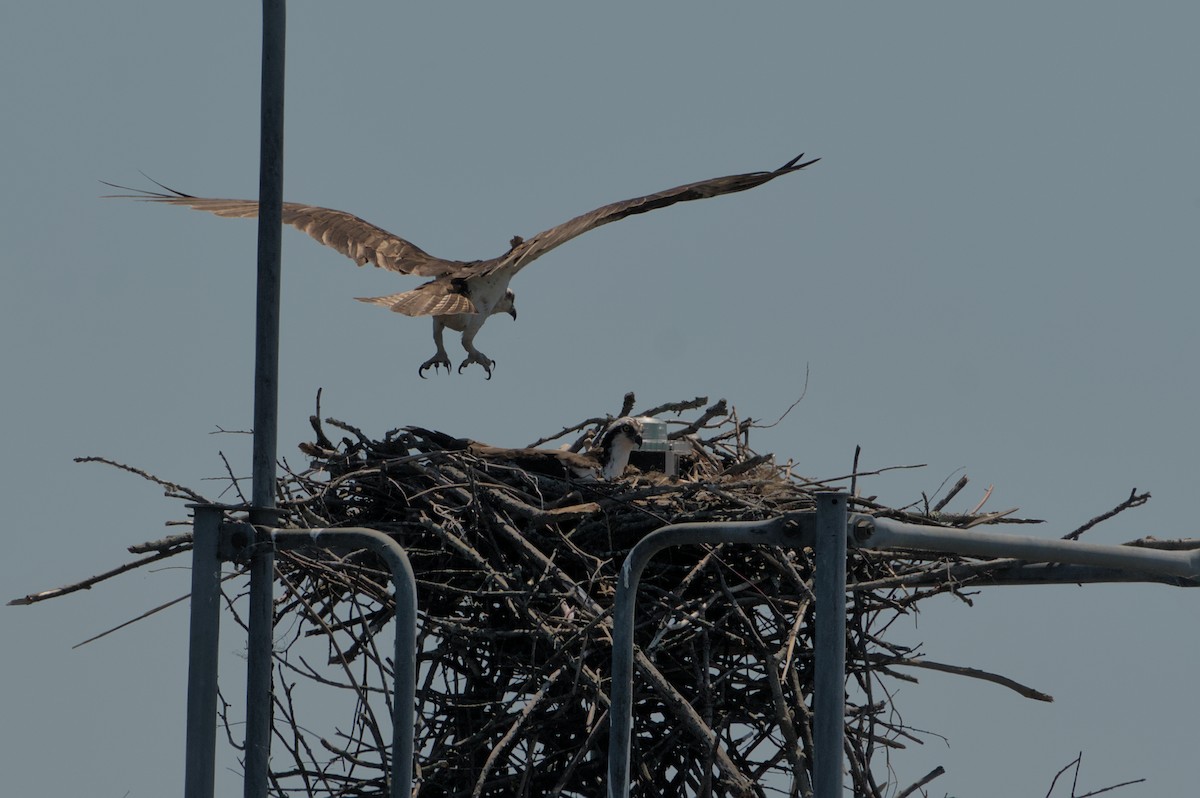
[269,528,418,798]
[607,513,817,798]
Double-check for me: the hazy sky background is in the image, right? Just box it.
[3,2,1198,796]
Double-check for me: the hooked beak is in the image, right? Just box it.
[507,307,518,320]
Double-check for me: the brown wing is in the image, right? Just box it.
[403,427,598,476]
[488,152,820,276]
[101,181,468,277]
[355,280,477,317]
[467,444,599,477]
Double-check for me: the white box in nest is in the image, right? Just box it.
[631,416,692,477]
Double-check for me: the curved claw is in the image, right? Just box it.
[457,355,495,379]
[418,356,452,379]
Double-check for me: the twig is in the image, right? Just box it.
[851,444,862,500]
[8,548,188,605]
[749,368,809,430]
[895,765,946,798]
[72,592,191,648]
[792,462,928,490]
[73,456,208,502]
[666,398,728,439]
[883,656,1053,702]
[1064,489,1151,541]
[619,391,636,417]
[932,475,970,513]
[640,395,709,418]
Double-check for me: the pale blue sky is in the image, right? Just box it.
[3,2,1198,796]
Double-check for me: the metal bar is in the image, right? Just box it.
[184,506,224,798]
[270,528,418,798]
[243,530,276,798]
[853,562,1200,590]
[813,492,848,798]
[853,516,1200,579]
[607,514,815,798]
[245,2,286,797]
[251,0,286,518]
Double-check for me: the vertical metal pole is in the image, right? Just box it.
[243,532,276,798]
[184,506,224,798]
[252,0,285,503]
[607,547,643,798]
[813,492,847,797]
[389,550,418,798]
[245,2,286,797]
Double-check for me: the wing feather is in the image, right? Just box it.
[356,285,476,317]
[492,152,820,275]
[101,182,466,277]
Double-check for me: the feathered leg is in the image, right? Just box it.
[418,319,452,378]
[456,318,495,379]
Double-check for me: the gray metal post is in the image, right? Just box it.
[245,2,287,796]
[243,531,276,798]
[251,0,286,515]
[813,493,848,797]
[270,529,418,798]
[607,515,816,798]
[184,506,224,798]
[854,516,1200,579]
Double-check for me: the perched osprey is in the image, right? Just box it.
[105,153,817,378]
[408,416,645,480]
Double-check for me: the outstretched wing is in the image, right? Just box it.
[101,181,469,277]
[490,152,820,276]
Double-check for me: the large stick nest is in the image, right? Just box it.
[250,393,1051,798]
[20,392,1156,797]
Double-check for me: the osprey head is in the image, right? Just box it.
[495,289,517,320]
[594,417,645,480]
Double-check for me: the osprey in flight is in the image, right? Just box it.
[106,153,817,378]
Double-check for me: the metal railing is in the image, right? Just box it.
[184,511,418,798]
[187,495,1200,798]
[605,495,847,798]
